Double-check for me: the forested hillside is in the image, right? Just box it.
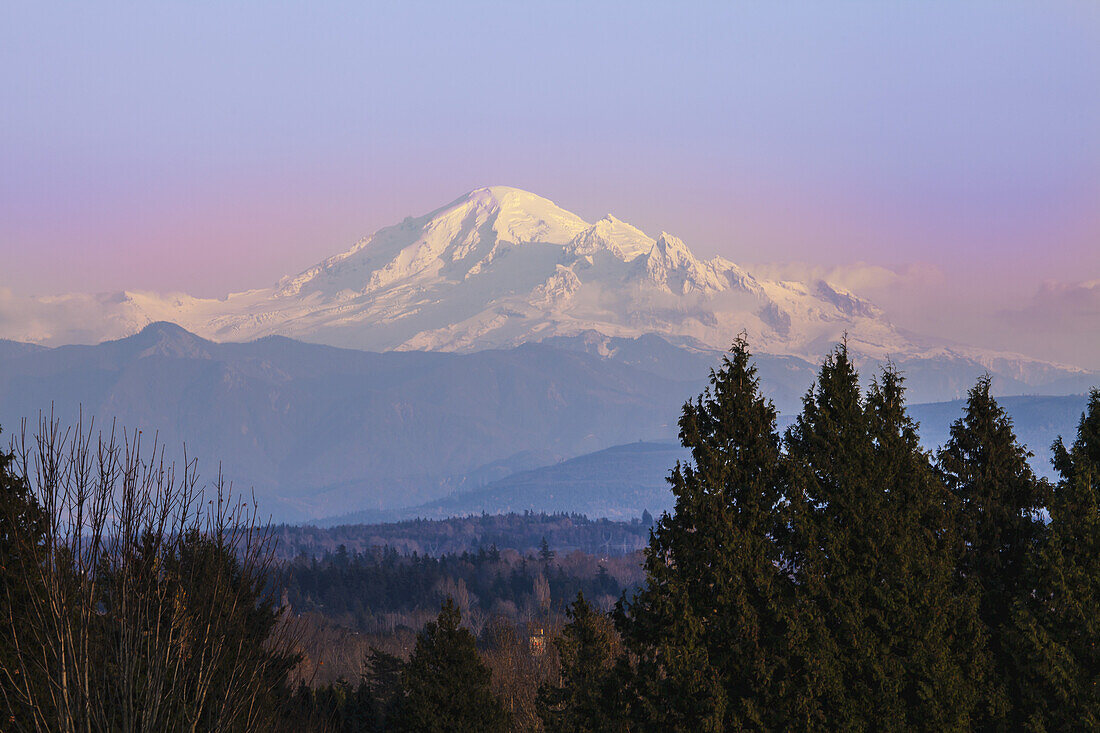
[273,512,654,559]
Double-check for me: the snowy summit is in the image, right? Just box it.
[3,186,1085,378]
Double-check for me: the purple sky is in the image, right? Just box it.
[3,2,1099,366]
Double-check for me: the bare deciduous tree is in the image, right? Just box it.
[0,411,298,732]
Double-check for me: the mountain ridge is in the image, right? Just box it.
[1,324,1093,523]
[0,323,696,521]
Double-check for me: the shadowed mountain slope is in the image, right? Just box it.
[0,323,698,521]
[0,324,1091,522]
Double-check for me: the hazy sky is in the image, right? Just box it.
[2,2,1099,366]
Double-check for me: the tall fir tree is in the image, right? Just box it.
[617,336,794,731]
[394,598,509,733]
[364,647,405,730]
[538,592,627,733]
[784,344,884,729]
[863,367,987,729]
[1012,388,1100,730]
[937,375,1046,728]
[784,347,984,729]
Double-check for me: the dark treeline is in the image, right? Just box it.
[4,336,1100,731]
[282,543,644,634]
[272,512,654,561]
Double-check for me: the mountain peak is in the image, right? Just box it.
[104,188,915,358]
[568,213,654,259]
[135,320,197,339]
[122,321,213,359]
[446,186,589,245]
[649,232,698,269]
[11,187,996,367]
[461,185,544,203]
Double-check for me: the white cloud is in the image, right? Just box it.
[1006,279,1100,321]
[747,261,946,295]
[745,264,1100,372]
[990,280,1100,370]
[0,288,145,346]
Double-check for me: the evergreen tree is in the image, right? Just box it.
[364,646,404,730]
[538,592,626,733]
[0,429,48,728]
[1012,389,1100,729]
[784,348,984,729]
[394,598,509,733]
[937,375,1045,728]
[863,367,987,728]
[783,344,881,728]
[617,336,791,731]
[539,536,556,565]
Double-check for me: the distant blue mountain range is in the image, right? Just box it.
[0,323,1090,523]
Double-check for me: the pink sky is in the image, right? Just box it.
[2,2,1099,367]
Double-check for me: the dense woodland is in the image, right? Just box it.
[283,544,643,635]
[4,337,1100,731]
[272,512,654,561]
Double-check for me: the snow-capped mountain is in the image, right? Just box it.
[2,186,1090,382]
